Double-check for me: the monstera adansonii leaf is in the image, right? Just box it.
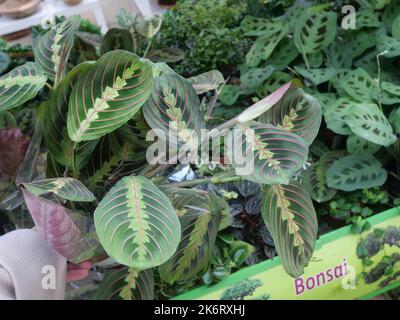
[258,86,322,146]
[0,128,29,182]
[143,74,205,149]
[22,189,100,263]
[303,150,347,203]
[45,62,98,170]
[227,122,308,185]
[67,50,153,142]
[159,193,223,284]
[326,154,388,191]
[94,175,181,270]
[0,62,47,112]
[34,16,81,84]
[22,177,95,202]
[95,268,154,300]
[262,181,318,277]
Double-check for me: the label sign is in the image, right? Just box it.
[174,208,400,300]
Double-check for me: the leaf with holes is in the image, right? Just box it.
[377,36,400,58]
[189,70,224,94]
[245,26,288,67]
[240,15,283,37]
[22,178,95,202]
[241,66,274,89]
[0,128,29,182]
[294,66,336,85]
[303,150,346,203]
[95,268,154,300]
[294,11,337,54]
[227,123,308,185]
[262,181,318,277]
[147,48,185,63]
[337,68,375,102]
[347,135,381,155]
[22,189,100,263]
[345,103,396,147]
[0,62,47,112]
[34,16,80,84]
[326,155,388,191]
[258,87,322,145]
[94,176,181,270]
[324,98,355,135]
[159,193,223,284]
[45,62,98,170]
[67,50,153,142]
[143,74,204,148]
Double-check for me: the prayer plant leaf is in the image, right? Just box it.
[337,68,375,102]
[258,87,322,145]
[0,128,29,182]
[0,62,47,112]
[34,16,81,84]
[22,178,95,202]
[294,66,336,85]
[326,155,388,191]
[228,123,308,185]
[240,15,283,37]
[159,193,223,284]
[94,176,181,270]
[44,62,98,170]
[294,11,337,54]
[147,48,185,63]
[67,50,153,143]
[101,28,134,54]
[219,84,241,106]
[241,66,274,89]
[356,9,381,29]
[188,70,225,94]
[95,268,154,300]
[303,150,346,203]
[347,135,381,155]
[345,103,397,147]
[262,181,318,277]
[22,189,99,263]
[324,98,355,135]
[143,74,204,148]
[377,36,400,58]
[135,15,162,38]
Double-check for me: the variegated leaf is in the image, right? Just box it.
[95,268,154,300]
[22,178,95,202]
[67,50,153,142]
[227,123,308,185]
[22,189,100,263]
[188,70,225,94]
[0,62,47,112]
[262,181,318,277]
[159,193,223,284]
[258,87,322,145]
[34,16,81,84]
[143,74,204,148]
[135,15,162,38]
[94,176,181,270]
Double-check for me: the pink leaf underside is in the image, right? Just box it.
[22,189,84,261]
[0,128,29,182]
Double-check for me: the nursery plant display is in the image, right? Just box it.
[0,8,326,299]
[0,0,399,301]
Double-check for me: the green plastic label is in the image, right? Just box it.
[174,208,400,300]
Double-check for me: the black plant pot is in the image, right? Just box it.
[158,0,177,7]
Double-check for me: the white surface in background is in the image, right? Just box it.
[134,0,165,19]
[0,0,108,36]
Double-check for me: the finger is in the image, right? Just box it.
[66,269,90,283]
[67,261,92,271]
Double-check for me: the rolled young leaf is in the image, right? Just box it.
[34,16,81,84]
[94,175,181,270]
[262,182,318,277]
[67,50,153,142]
[0,62,47,112]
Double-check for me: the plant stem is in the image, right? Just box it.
[375,51,387,112]
[143,39,152,58]
[161,174,241,189]
[71,143,78,179]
